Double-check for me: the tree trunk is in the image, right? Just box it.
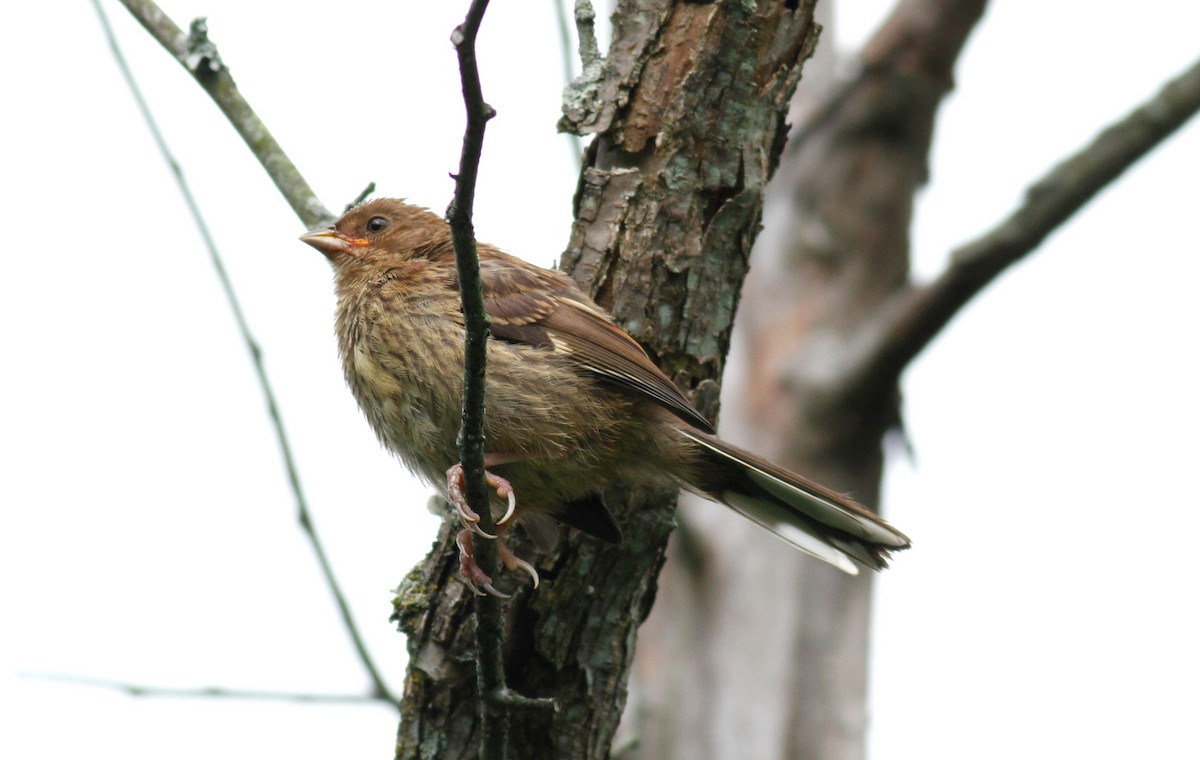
[393,2,821,758]
[624,1,986,758]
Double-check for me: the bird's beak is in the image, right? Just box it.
[299,228,368,256]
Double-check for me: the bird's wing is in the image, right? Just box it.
[477,256,714,433]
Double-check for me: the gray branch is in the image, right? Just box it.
[118,0,331,228]
[840,53,1200,405]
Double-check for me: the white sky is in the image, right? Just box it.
[2,2,1198,759]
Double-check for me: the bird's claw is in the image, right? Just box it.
[463,578,511,599]
[497,541,540,589]
[456,529,531,599]
[496,489,517,526]
[446,462,516,536]
[463,519,498,540]
[448,463,536,595]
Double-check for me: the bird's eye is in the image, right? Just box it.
[367,216,390,233]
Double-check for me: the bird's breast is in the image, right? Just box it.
[340,306,465,487]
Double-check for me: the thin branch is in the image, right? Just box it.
[346,181,377,213]
[841,53,1200,402]
[116,0,330,228]
[22,672,381,704]
[447,2,558,757]
[94,0,398,709]
[446,2,508,758]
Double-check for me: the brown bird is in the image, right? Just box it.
[301,198,909,594]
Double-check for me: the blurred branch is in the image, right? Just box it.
[843,52,1200,403]
[116,0,331,227]
[347,181,378,212]
[552,0,584,167]
[94,0,398,709]
[23,672,380,704]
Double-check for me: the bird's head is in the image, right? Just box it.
[299,197,450,270]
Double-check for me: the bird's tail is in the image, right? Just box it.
[679,429,910,574]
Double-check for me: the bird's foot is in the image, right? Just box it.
[455,528,540,598]
[446,460,537,596]
[446,461,517,539]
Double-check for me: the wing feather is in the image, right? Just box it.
[476,254,714,432]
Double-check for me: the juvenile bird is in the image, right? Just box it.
[301,198,909,595]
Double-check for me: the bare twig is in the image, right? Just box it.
[841,53,1200,403]
[346,181,377,213]
[96,0,398,709]
[22,672,380,704]
[116,0,330,228]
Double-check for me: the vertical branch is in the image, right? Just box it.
[446,2,552,757]
[446,2,496,565]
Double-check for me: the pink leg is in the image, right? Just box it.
[446,457,539,597]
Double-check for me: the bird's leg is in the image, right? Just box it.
[447,455,539,597]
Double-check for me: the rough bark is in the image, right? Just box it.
[624,1,987,758]
[393,2,821,758]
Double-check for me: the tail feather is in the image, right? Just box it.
[679,429,911,573]
[721,491,864,574]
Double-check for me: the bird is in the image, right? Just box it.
[300,198,909,595]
